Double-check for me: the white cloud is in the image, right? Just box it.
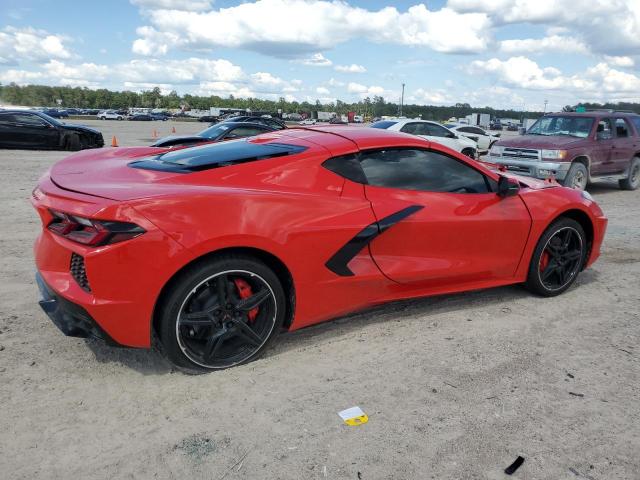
[604,55,635,67]
[132,0,491,58]
[469,56,594,90]
[469,56,640,101]
[334,64,366,73]
[410,88,454,105]
[0,26,73,65]
[300,53,332,67]
[130,0,213,11]
[448,0,640,57]
[0,68,44,84]
[499,35,588,55]
[316,86,330,95]
[347,82,391,98]
[327,78,345,87]
[347,82,367,94]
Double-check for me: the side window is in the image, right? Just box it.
[359,148,494,194]
[631,117,640,135]
[400,123,418,134]
[458,127,472,133]
[471,127,486,135]
[225,126,268,139]
[425,123,451,138]
[412,123,431,135]
[615,118,629,138]
[596,119,613,139]
[13,113,47,126]
[0,113,16,124]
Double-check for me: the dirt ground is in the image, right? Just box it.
[0,119,638,479]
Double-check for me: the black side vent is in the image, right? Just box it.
[70,253,91,292]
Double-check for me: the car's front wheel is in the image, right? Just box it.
[524,217,587,296]
[157,255,286,372]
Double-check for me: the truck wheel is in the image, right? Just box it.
[563,162,588,190]
[619,157,640,190]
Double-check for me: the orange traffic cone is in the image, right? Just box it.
[171,126,176,134]
[152,129,158,139]
[111,136,118,147]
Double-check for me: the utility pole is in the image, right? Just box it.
[543,99,548,113]
[399,83,405,117]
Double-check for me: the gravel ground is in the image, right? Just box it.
[0,119,638,479]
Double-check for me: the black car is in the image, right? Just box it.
[42,109,69,119]
[0,110,104,150]
[489,121,503,130]
[152,122,277,148]
[129,114,153,121]
[151,113,170,121]
[198,115,219,123]
[220,116,286,129]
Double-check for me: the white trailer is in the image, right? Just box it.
[466,113,490,128]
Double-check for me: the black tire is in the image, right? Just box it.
[562,162,588,190]
[157,254,286,372]
[462,148,476,159]
[524,217,587,297]
[619,157,640,190]
[66,133,81,151]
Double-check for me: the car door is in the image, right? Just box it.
[611,118,637,173]
[470,127,491,151]
[455,127,482,149]
[0,113,18,147]
[360,147,531,288]
[11,113,59,148]
[591,118,615,175]
[422,123,461,152]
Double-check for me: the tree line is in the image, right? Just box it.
[3,83,637,120]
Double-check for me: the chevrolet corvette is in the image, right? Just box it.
[32,127,607,371]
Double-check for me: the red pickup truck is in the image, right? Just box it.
[485,111,640,191]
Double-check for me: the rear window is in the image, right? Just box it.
[371,120,398,129]
[129,139,308,173]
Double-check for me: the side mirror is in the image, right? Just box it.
[447,132,457,138]
[497,175,519,197]
[494,133,501,138]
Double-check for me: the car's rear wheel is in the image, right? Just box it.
[619,157,640,190]
[524,218,587,296]
[157,255,285,372]
[563,162,588,190]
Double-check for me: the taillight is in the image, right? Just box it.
[47,210,145,246]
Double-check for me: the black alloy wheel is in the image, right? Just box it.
[158,255,285,371]
[525,218,586,296]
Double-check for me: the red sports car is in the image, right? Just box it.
[32,127,607,371]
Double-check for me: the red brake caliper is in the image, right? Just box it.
[233,278,258,322]
[540,250,550,272]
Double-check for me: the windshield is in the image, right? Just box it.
[371,120,398,129]
[198,123,232,138]
[527,116,594,138]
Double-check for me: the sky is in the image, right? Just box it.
[1,0,640,111]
